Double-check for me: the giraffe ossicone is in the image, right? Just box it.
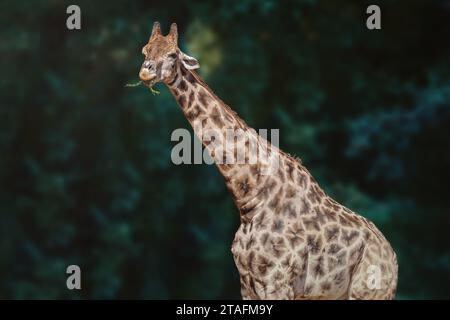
[138,22,398,300]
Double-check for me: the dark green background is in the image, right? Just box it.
[1,0,449,299]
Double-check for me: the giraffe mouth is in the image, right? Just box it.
[141,79,161,95]
[142,79,156,87]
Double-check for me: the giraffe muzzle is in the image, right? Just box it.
[139,68,156,83]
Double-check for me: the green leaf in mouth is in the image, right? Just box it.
[125,81,143,87]
[125,80,160,95]
[149,86,160,95]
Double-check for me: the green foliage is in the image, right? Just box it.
[0,0,449,299]
[126,81,160,95]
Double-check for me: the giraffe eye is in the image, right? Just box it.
[168,53,177,59]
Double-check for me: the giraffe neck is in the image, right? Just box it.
[166,65,282,219]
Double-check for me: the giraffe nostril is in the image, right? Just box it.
[143,60,152,69]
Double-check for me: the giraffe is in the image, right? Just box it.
[138,22,398,300]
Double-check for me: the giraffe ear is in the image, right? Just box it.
[179,51,200,70]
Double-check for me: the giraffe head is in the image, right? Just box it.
[139,22,200,87]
